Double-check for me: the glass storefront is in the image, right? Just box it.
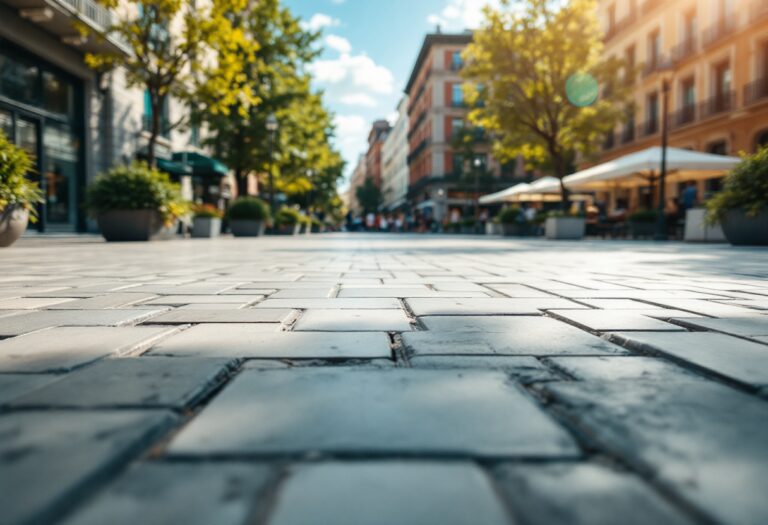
[0,40,84,231]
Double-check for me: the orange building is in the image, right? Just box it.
[598,0,768,208]
[365,120,391,189]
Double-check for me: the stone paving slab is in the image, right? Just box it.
[0,297,79,309]
[639,298,763,317]
[269,288,335,298]
[406,298,586,316]
[168,368,580,458]
[0,309,167,337]
[548,310,687,332]
[267,462,512,525]
[256,298,401,309]
[147,308,298,324]
[293,309,413,331]
[670,316,768,338]
[493,463,696,525]
[0,410,175,525]
[408,355,559,383]
[608,331,768,390]
[0,325,179,372]
[338,287,489,298]
[542,380,768,525]
[61,462,275,525]
[143,295,265,305]
[544,355,702,382]
[10,357,236,409]
[150,328,392,359]
[45,293,159,310]
[0,373,59,404]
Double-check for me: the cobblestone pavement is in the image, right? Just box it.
[2,234,768,525]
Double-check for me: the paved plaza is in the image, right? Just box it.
[1,234,767,525]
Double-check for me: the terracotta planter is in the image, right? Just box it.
[192,217,222,238]
[97,210,164,242]
[545,217,585,240]
[0,205,29,248]
[230,220,266,237]
[721,209,768,246]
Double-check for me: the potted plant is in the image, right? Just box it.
[0,131,44,248]
[545,211,586,240]
[706,147,768,246]
[301,215,313,235]
[628,209,658,239]
[497,206,531,237]
[272,207,302,235]
[227,197,270,237]
[310,217,325,233]
[191,204,224,238]
[85,162,188,242]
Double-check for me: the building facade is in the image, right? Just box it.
[347,153,367,216]
[381,97,409,211]
[403,32,512,224]
[599,0,768,208]
[364,119,391,190]
[0,0,231,233]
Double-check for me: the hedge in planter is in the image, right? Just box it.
[227,197,270,237]
[86,162,189,242]
[0,130,43,247]
[545,212,586,240]
[628,209,658,238]
[497,207,532,237]
[192,204,224,238]
[272,207,302,235]
[706,147,768,246]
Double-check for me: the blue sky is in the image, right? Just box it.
[284,0,499,187]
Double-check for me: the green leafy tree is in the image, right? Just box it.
[355,177,383,215]
[462,0,629,207]
[84,0,259,166]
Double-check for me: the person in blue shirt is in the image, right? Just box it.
[680,181,698,210]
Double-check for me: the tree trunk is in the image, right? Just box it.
[236,167,248,197]
[147,97,162,168]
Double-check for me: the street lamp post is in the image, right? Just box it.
[655,78,671,241]
[265,113,279,221]
[473,157,482,234]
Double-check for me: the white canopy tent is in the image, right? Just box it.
[479,177,564,204]
[479,183,531,204]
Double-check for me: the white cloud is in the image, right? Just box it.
[325,34,352,54]
[426,0,502,31]
[339,93,378,107]
[301,13,340,32]
[334,114,370,185]
[310,53,394,95]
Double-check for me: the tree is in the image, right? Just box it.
[462,0,630,207]
[84,0,259,166]
[355,177,383,215]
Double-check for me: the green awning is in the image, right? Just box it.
[172,152,229,177]
[157,158,193,176]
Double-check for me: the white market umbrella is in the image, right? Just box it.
[479,183,531,204]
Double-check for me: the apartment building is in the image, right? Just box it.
[599,0,768,205]
[0,0,229,232]
[404,32,511,223]
[364,119,391,189]
[381,97,409,210]
[347,153,367,216]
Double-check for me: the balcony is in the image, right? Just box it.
[702,17,737,48]
[642,56,671,78]
[604,16,633,43]
[700,92,735,119]
[744,79,768,106]
[5,0,128,54]
[638,118,659,137]
[621,124,636,144]
[671,37,697,63]
[670,104,697,130]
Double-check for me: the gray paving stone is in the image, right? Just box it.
[555,290,731,300]
[129,283,238,295]
[269,288,335,298]
[432,282,491,292]
[493,463,695,525]
[147,308,297,324]
[151,328,391,359]
[0,326,179,373]
[417,315,588,334]
[406,298,586,316]
[403,325,627,357]
[670,316,768,338]
[542,380,768,525]
[256,298,401,309]
[338,287,488,298]
[293,309,413,331]
[0,309,167,337]
[267,462,513,525]
[61,463,275,525]
[408,355,558,383]
[236,281,336,290]
[169,368,579,458]
[0,373,59,404]
[549,310,685,332]
[640,299,762,317]
[12,357,236,409]
[486,284,560,298]
[177,303,249,309]
[544,356,700,382]
[577,299,665,309]
[0,297,78,309]
[0,410,175,525]
[45,293,158,310]
[609,331,768,390]
[143,295,265,305]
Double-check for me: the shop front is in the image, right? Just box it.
[0,39,85,232]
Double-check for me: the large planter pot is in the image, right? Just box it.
[271,223,301,236]
[485,222,502,235]
[629,221,656,239]
[545,217,586,240]
[502,223,533,237]
[0,205,29,248]
[192,217,222,238]
[230,220,266,237]
[720,209,768,246]
[97,210,164,242]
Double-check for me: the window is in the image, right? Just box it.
[755,130,768,151]
[42,71,74,118]
[683,11,697,43]
[451,84,464,106]
[143,90,170,138]
[648,29,661,69]
[0,54,39,105]
[607,3,616,33]
[646,92,659,133]
[682,76,696,107]
[452,154,463,175]
[708,140,728,155]
[451,51,463,71]
[451,118,464,137]
[624,44,636,84]
[713,61,731,111]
